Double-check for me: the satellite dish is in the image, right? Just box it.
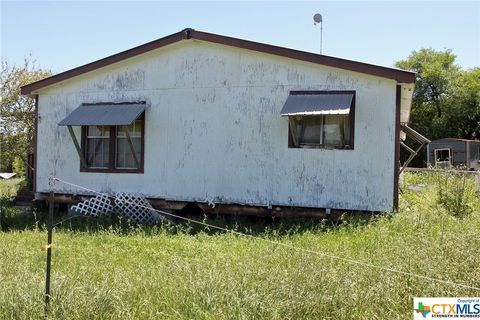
[313,13,323,54]
[313,13,322,24]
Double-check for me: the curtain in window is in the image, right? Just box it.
[323,115,343,146]
[297,117,321,144]
[116,120,142,169]
[86,126,109,168]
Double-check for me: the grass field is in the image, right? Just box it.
[0,172,479,319]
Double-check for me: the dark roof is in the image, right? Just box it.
[58,102,146,126]
[21,28,415,95]
[429,138,480,143]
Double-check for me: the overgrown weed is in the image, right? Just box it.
[0,172,479,319]
[435,169,478,218]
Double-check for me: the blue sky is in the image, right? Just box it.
[1,1,479,74]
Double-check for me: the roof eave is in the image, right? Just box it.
[192,30,415,83]
[21,29,190,95]
[21,28,415,95]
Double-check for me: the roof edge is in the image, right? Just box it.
[192,30,415,83]
[21,28,415,95]
[21,29,190,95]
[429,138,480,143]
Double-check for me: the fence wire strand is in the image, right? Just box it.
[52,176,480,292]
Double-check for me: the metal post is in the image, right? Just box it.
[320,21,323,54]
[313,13,323,54]
[45,190,54,315]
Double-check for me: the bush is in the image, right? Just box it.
[436,170,478,218]
[0,178,21,197]
[12,156,25,178]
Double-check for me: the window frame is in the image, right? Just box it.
[80,113,145,173]
[434,148,452,166]
[287,90,355,150]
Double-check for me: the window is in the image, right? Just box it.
[85,126,110,168]
[282,91,355,149]
[293,115,351,148]
[81,114,144,173]
[434,148,451,166]
[116,120,142,169]
[59,102,146,173]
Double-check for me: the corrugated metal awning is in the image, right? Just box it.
[280,93,354,116]
[58,102,146,126]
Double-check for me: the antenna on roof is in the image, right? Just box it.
[313,13,323,54]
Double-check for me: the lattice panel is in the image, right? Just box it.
[114,192,165,224]
[70,194,113,217]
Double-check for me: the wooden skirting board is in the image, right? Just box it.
[34,192,344,219]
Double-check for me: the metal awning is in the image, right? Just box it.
[59,102,146,169]
[280,93,354,116]
[58,102,146,126]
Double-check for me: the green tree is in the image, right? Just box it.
[395,48,461,140]
[0,57,51,172]
[395,49,479,166]
[448,68,480,139]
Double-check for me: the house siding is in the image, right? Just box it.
[36,40,397,212]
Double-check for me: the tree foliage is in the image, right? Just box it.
[396,48,480,166]
[396,49,459,116]
[0,57,51,172]
[449,68,480,139]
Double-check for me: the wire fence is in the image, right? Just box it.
[51,176,480,292]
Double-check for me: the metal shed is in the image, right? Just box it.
[427,138,480,170]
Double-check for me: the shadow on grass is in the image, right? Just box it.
[0,197,383,237]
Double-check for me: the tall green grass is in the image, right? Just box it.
[0,172,479,319]
[0,178,21,197]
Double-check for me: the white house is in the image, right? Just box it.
[22,28,416,216]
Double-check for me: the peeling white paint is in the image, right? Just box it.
[36,40,397,212]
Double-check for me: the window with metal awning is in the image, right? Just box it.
[280,91,355,149]
[59,102,146,173]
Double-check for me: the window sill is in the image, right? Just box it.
[80,167,144,174]
[289,144,353,150]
